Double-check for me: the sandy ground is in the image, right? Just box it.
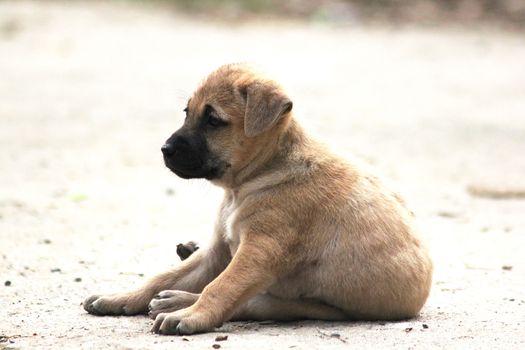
[1,1,525,349]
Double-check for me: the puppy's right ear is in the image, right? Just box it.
[242,82,293,138]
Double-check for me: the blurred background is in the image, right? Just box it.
[1,1,524,349]
[136,0,525,27]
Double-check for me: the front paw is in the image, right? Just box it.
[148,290,199,319]
[151,309,218,335]
[83,293,146,316]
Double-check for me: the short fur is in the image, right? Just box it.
[83,63,433,335]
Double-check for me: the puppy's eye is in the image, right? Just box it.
[183,107,188,113]
[207,115,223,128]
[204,105,228,129]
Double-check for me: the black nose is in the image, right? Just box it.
[161,143,176,156]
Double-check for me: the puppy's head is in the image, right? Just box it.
[161,64,293,183]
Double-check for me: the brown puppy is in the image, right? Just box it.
[83,63,433,335]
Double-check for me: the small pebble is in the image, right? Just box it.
[74,277,82,282]
[43,239,52,244]
[50,268,61,273]
[502,265,513,271]
[215,335,228,341]
[4,280,11,286]
[212,344,221,349]
[404,327,413,333]
[422,324,429,329]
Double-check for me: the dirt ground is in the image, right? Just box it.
[1,1,524,349]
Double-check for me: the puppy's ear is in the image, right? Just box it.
[242,82,293,137]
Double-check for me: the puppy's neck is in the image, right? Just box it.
[213,117,310,192]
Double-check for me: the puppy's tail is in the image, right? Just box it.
[176,241,199,261]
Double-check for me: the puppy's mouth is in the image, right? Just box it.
[163,156,227,180]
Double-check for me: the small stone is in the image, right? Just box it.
[330,333,340,338]
[215,335,228,341]
[74,277,82,282]
[43,239,52,244]
[502,265,513,271]
[422,324,429,329]
[212,344,221,349]
[50,268,61,273]
[404,327,413,333]
[4,280,11,286]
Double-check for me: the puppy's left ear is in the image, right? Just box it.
[243,82,293,137]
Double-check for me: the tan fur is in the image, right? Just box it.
[84,63,433,335]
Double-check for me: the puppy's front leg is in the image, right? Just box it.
[84,234,230,316]
[152,234,284,335]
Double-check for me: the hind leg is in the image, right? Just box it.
[84,234,230,316]
[148,290,347,322]
[230,293,348,321]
